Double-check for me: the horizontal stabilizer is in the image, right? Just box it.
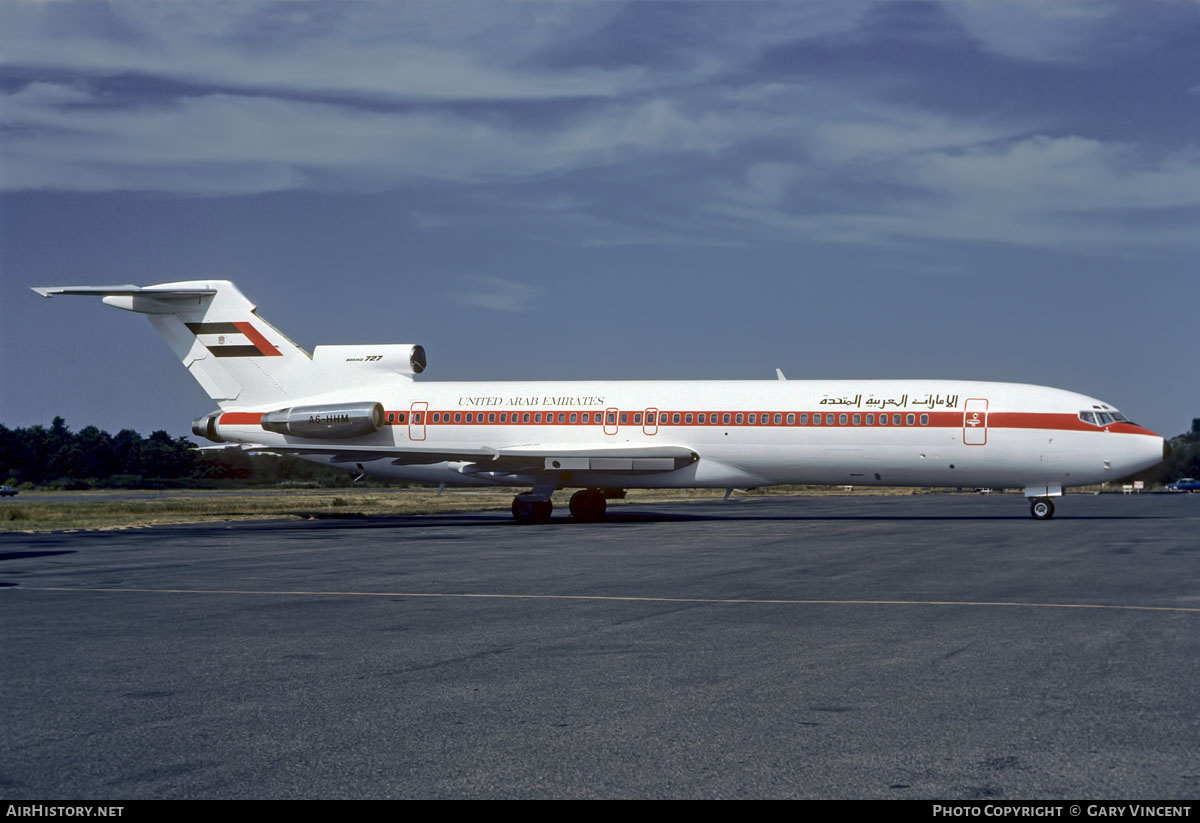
[32,285,217,299]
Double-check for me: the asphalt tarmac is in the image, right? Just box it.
[2,493,1198,799]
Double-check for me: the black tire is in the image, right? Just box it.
[512,495,553,524]
[569,490,607,522]
[1030,498,1055,520]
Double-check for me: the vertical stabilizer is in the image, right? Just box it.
[32,281,313,407]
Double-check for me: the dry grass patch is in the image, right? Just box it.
[0,485,932,533]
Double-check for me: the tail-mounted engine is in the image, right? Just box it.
[261,401,385,439]
[312,344,426,377]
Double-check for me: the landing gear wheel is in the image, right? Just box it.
[1030,497,1055,520]
[512,494,553,525]
[569,490,607,522]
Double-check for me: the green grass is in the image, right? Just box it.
[0,485,935,533]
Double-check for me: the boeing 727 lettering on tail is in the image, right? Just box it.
[33,281,1169,522]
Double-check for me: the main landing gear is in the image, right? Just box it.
[1029,497,1055,520]
[568,489,607,522]
[512,494,553,525]
[510,488,620,524]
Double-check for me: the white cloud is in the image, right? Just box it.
[0,2,650,101]
[711,133,1200,252]
[450,276,542,313]
[953,0,1119,63]
[0,83,756,193]
[808,108,1021,166]
[5,0,1200,256]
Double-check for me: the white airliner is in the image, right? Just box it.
[33,281,1168,522]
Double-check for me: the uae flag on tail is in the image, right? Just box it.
[185,322,282,357]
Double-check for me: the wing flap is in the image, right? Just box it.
[262,442,698,472]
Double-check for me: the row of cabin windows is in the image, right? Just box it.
[386,410,932,427]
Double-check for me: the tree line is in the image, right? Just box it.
[0,417,360,489]
[1146,418,1200,484]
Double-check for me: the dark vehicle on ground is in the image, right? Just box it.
[0,486,18,497]
[1166,478,1200,492]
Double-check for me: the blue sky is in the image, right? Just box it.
[1,0,1197,439]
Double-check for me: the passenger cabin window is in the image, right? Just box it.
[879,414,887,425]
[920,414,929,425]
[620,413,629,424]
[698,414,706,424]
[397,413,406,424]
[673,413,681,424]
[722,413,731,424]
[489,413,496,423]
[892,414,901,425]
[906,414,915,425]
[736,414,744,424]
[787,414,795,425]
[799,414,807,425]
[839,414,847,425]
[865,414,874,425]
[523,413,531,423]
[633,413,642,424]
[852,414,861,425]
[570,413,577,423]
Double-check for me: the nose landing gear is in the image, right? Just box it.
[1029,497,1055,520]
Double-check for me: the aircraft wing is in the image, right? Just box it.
[256,442,699,473]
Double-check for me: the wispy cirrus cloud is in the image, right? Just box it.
[711,132,1200,251]
[4,0,1200,257]
[450,276,542,313]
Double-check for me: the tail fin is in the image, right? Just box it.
[32,281,314,407]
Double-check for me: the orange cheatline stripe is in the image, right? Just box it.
[383,409,1159,437]
[215,407,1161,438]
[220,412,263,425]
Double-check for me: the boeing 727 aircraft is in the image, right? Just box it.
[33,281,1168,522]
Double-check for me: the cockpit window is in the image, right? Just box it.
[1079,411,1097,425]
[1096,412,1114,425]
